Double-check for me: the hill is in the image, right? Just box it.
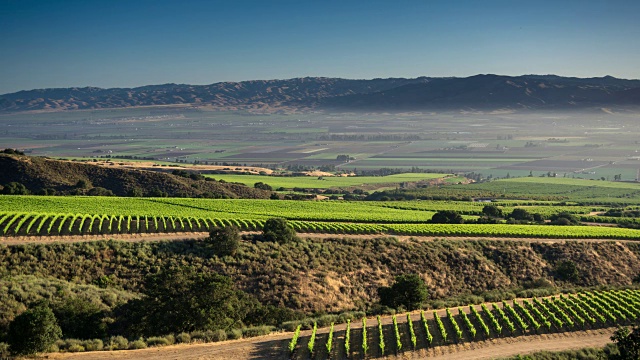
[321,74,640,110]
[1,75,639,112]
[1,237,639,319]
[0,77,428,112]
[0,154,271,199]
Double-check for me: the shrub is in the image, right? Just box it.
[555,260,580,282]
[378,274,428,310]
[68,344,85,352]
[82,339,104,351]
[262,218,298,243]
[190,329,226,342]
[316,315,339,328]
[128,338,147,350]
[146,336,171,347]
[242,326,274,338]
[227,329,243,340]
[207,226,240,256]
[60,338,83,351]
[176,332,191,344]
[107,336,129,350]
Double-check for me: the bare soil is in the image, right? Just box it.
[48,327,616,360]
[70,159,274,175]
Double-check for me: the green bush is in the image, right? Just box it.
[315,315,339,328]
[128,338,147,350]
[242,325,274,338]
[82,339,104,351]
[207,226,240,256]
[176,332,191,344]
[146,336,171,347]
[227,329,243,340]
[68,344,85,352]
[190,329,226,342]
[378,273,428,310]
[107,335,128,350]
[61,339,83,351]
[262,218,298,243]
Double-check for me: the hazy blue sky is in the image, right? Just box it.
[1,0,639,94]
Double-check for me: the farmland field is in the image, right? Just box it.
[1,195,640,239]
[2,109,640,181]
[204,172,450,189]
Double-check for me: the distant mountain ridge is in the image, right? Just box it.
[1,74,639,112]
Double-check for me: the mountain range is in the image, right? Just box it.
[1,74,640,112]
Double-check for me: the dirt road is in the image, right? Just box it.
[49,327,615,360]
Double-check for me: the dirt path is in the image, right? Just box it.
[419,328,614,360]
[49,327,616,360]
[0,231,634,245]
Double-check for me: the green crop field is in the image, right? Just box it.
[397,176,640,204]
[1,195,639,239]
[205,173,450,189]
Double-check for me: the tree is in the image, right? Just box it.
[262,217,298,243]
[127,187,143,197]
[1,182,30,195]
[76,179,90,189]
[482,204,503,218]
[507,208,534,221]
[207,226,240,256]
[254,182,273,191]
[554,260,579,282]
[430,210,464,224]
[549,212,579,225]
[51,297,107,339]
[378,274,428,311]
[116,266,254,337]
[611,326,640,360]
[7,304,62,355]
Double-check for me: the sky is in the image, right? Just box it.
[1,0,640,94]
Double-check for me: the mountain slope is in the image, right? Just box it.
[0,77,429,112]
[1,75,639,112]
[321,74,640,110]
[0,154,271,198]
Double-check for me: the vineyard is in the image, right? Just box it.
[288,289,640,359]
[2,210,640,239]
[0,195,639,239]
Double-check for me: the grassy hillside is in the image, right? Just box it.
[2,237,639,319]
[0,154,271,199]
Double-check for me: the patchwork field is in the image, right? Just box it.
[205,172,450,189]
[2,109,639,181]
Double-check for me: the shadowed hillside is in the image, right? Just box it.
[2,75,639,112]
[0,154,271,198]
